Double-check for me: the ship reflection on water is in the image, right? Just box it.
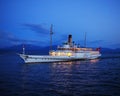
[90,59,99,63]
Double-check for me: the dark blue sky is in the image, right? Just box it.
[0,0,120,49]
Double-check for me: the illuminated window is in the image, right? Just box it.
[58,52,61,56]
[67,53,72,56]
[51,52,55,56]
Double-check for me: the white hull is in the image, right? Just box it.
[19,53,101,63]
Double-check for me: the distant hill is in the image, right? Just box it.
[0,44,120,54]
[100,47,120,54]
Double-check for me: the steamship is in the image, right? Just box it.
[19,25,101,63]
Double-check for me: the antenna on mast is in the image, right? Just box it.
[50,24,53,50]
[84,32,87,48]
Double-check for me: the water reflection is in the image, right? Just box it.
[21,64,29,95]
[50,62,74,94]
[49,60,101,95]
[20,59,101,95]
[90,59,99,64]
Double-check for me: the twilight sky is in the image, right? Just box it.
[0,0,120,49]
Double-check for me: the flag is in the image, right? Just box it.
[96,47,101,51]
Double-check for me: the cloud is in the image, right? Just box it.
[0,30,47,48]
[8,38,43,44]
[23,24,49,35]
[22,24,71,45]
[0,30,16,47]
[0,30,15,39]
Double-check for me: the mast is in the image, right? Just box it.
[22,44,25,55]
[84,32,87,48]
[50,24,53,50]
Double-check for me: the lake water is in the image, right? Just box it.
[0,53,120,96]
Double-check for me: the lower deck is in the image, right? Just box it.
[19,54,101,63]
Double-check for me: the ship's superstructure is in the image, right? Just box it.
[49,34,101,59]
[19,25,101,63]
